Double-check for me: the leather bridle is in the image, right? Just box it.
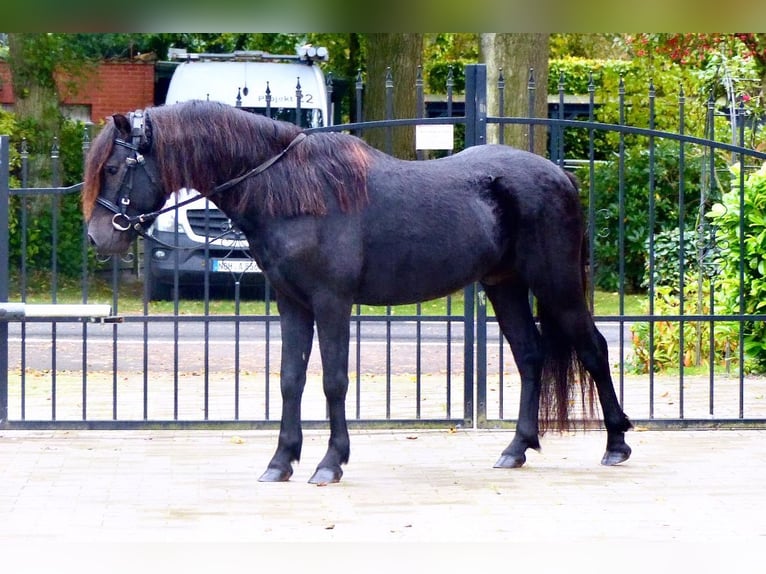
[95,108,307,239]
[95,110,165,234]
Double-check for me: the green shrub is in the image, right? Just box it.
[630,276,739,373]
[5,113,92,278]
[706,163,766,372]
[642,227,716,290]
[579,139,708,292]
[548,57,638,95]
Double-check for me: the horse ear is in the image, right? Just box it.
[112,114,131,138]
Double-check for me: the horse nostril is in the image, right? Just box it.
[87,234,97,247]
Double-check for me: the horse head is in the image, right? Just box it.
[83,110,166,255]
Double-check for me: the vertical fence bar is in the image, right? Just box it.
[647,80,657,419]
[141,242,150,420]
[706,92,717,416]
[446,67,455,156]
[355,305,361,419]
[50,139,60,420]
[464,63,487,426]
[556,72,565,166]
[415,65,424,162]
[20,140,28,301]
[737,99,746,419]
[111,256,120,420]
[415,65,424,417]
[617,76,626,405]
[384,67,394,155]
[19,138,29,420]
[326,72,334,127]
[497,68,505,145]
[677,84,686,419]
[295,77,303,128]
[526,68,536,153]
[81,126,91,420]
[19,140,28,418]
[0,135,9,425]
[354,70,364,136]
[445,297,452,419]
[264,281,272,419]
[384,66,394,417]
[587,73,596,312]
[203,205,212,420]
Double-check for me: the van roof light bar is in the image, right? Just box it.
[166,45,329,64]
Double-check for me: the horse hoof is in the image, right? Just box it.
[258,467,293,482]
[493,453,526,469]
[601,445,631,466]
[308,466,342,485]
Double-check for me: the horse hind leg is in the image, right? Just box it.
[483,280,544,469]
[569,315,633,465]
[540,300,633,466]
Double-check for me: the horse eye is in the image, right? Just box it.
[106,164,119,175]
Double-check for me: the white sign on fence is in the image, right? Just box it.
[415,124,454,150]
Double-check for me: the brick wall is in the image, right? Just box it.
[0,61,155,124]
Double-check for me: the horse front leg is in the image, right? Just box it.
[307,298,353,484]
[258,296,315,482]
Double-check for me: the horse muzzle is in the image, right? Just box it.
[87,215,136,255]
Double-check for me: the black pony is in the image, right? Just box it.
[83,100,632,484]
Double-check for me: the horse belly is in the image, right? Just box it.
[355,157,509,305]
[356,223,501,306]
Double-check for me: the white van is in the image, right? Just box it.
[145,47,330,300]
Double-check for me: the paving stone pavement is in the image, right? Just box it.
[0,427,763,571]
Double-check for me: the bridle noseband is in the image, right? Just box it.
[96,108,307,240]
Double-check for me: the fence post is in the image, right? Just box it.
[463,64,488,427]
[1,135,10,425]
[464,64,487,148]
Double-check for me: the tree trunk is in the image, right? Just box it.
[480,33,550,156]
[363,33,423,159]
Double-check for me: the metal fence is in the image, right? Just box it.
[2,63,766,430]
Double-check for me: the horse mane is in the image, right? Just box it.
[82,100,374,221]
[149,100,372,217]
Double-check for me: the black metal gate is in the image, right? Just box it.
[2,63,766,430]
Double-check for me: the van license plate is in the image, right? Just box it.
[212,259,259,273]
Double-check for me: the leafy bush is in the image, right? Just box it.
[5,113,92,278]
[706,163,766,372]
[630,276,739,374]
[548,57,638,95]
[579,139,709,292]
[0,109,20,187]
[642,227,720,290]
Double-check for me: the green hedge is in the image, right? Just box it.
[706,163,766,372]
[4,111,92,278]
[577,139,710,293]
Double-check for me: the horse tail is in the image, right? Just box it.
[536,170,597,433]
